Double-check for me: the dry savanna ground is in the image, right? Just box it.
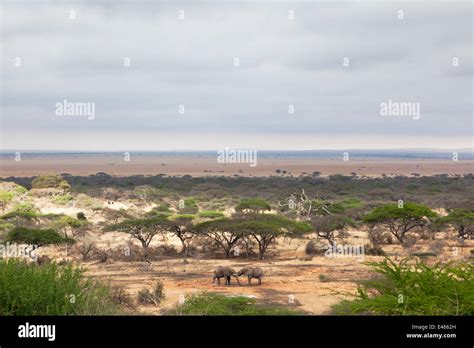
[1,156,473,178]
[12,188,472,315]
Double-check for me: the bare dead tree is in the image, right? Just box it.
[78,242,95,261]
[278,188,333,219]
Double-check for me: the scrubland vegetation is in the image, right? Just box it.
[0,173,472,316]
[0,259,119,315]
[332,258,473,315]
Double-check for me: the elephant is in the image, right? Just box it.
[237,267,263,286]
[213,266,240,285]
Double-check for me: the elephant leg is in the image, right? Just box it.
[258,277,262,285]
[248,276,252,286]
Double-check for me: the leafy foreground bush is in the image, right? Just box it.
[332,258,473,315]
[171,292,302,315]
[0,259,121,315]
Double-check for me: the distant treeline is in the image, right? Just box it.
[3,173,474,210]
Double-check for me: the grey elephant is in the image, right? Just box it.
[238,267,264,286]
[213,266,240,285]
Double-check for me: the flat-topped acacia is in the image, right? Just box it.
[363,203,437,243]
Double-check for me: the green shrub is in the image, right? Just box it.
[0,211,41,229]
[11,202,36,213]
[146,211,172,218]
[52,194,74,205]
[32,175,70,190]
[154,204,172,213]
[0,191,15,205]
[7,227,75,246]
[330,198,364,213]
[178,198,199,214]
[0,185,27,206]
[75,194,93,208]
[0,259,120,315]
[198,210,225,219]
[0,222,14,232]
[235,198,271,213]
[332,258,474,315]
[319,274,330,282]
[172,292,302,315]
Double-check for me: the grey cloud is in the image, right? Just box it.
[1,1,472,150]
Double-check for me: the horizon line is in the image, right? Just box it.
[1,148,473,153]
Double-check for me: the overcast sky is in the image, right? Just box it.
[1,1,472,151]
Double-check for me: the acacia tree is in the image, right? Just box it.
[311,214,355,246]
[363,203,437,243]
[104,217,169,258]
[0,211,40,228]
[103,208,132,224]
[436,209,474,240]
[167,214,195,259]
[234,214,312,260]
[194,218,243,258]
[45,215,83,255]
[46,215,82,239]
[7,227,75,249]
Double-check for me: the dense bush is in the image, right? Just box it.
[154,204,172,213]
[235,198,272,213]
[52,194,74,205]
[32,175,70,190]
[198,210,225,219]
[0,259,120,315]
[332,258,473,315]
[172,293,302,315]
[11,202,36,213]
